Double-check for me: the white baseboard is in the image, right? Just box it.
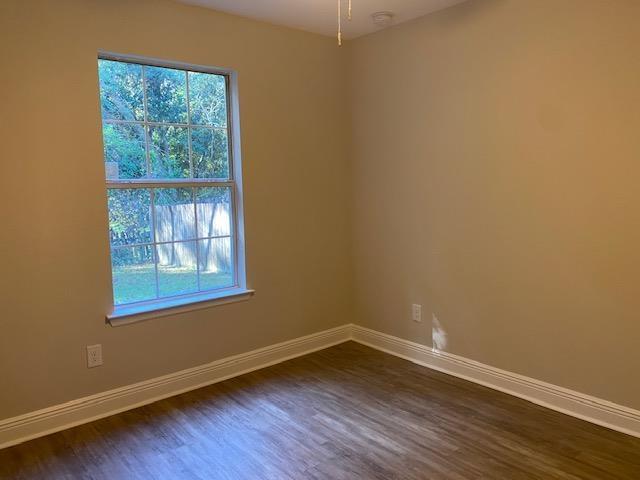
[0,324,352,449]
[351,325,640,438]
[2,323,639,450]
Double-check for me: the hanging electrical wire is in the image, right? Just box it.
[337,0,353,46]
[337,0,342,45]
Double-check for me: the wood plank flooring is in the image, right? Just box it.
[1,341,639,479]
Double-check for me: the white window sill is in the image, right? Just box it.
[107,288,255,327]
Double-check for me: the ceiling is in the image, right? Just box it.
[177,0,469,39]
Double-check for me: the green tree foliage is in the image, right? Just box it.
[103,124,146,179]
[108,189,151,246]
[149,126,190,178]
[189,71,227,127]
[192,127,229,178]
[99,60,230,182]
[108,189,153,267]
[98,60,144,121]
[145,66,188,123]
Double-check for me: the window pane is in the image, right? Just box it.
[98,60,144,121]
[145,66,187,124]
[108,189,152,247]
[103,123,147,179]
[188,71,227,127]
[99,59,243,307]
[157,241,198,297]
[148,126,189,178]
[191,128,229,179]
[198,238,234,291]
[112,245,157,305]
[196,187,231,237]
[154,188,196,242]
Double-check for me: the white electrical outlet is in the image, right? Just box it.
[87,344,103,368]
[412,304,422,322]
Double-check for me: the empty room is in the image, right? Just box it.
[1,0,639,478]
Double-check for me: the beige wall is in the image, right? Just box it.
[349,0,640,409]
[2,0,640,421]
[0,0,352,418]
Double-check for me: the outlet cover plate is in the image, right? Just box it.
[87,344,103,368]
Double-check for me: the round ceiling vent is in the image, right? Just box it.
[371,11,394,28]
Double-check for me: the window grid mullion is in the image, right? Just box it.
[141,65,160,300]
[185,71,195,179]
[141,65,153,182]
[149,188,160,300]
[193,188,202,292]
[223,75,237,287]
[104,118,227,131]
[106,180,234,189]
[229,185,237,287]
[111,235,233,251]
[185,73,203,292]
[225,75,234,181]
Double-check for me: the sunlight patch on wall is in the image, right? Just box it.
[432,313,448,352]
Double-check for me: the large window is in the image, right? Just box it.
[98,54,247,318]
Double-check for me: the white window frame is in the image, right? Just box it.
[100,52,252,326]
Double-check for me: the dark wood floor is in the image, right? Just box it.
[1,342,639,479]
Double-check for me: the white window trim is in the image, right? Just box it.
[100,52,250,325]
[107,287,255,326]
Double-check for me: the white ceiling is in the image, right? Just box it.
[177,0,469,39]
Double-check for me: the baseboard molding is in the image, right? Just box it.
[351,325,640,438]
[3,323,639,449]
[0,324,352,449]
